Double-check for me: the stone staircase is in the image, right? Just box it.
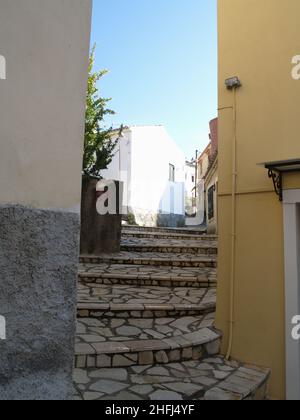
[74,226,270,400]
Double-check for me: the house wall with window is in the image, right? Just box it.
[216,0,300,400]
[102,125,185,227]
[197,144,211,181]
[205,158,218,234]
[185,160,196,216]
[193,119,218,229]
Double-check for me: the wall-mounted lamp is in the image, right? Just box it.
[225,76,242,90]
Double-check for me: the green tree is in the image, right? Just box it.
[83,45,120,178]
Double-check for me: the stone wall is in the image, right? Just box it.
[0,206,80,400]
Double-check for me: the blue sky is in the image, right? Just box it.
[91,0,217,159]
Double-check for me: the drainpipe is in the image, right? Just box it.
[219,77,241,360]
[217,77,242,361]
[195,150,198,202]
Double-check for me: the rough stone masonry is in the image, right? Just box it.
[0,206,80,400]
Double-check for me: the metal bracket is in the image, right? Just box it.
[268,169,283,201]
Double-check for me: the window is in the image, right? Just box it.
[192,176,195,183]
[169,164,175,182]
[208,185,215,220]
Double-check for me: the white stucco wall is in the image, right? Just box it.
[102,126,185,220]
[101,129,132,212]
[0,0,92,211]
[129,126,185,217]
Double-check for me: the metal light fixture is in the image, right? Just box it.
[225,76,242,90]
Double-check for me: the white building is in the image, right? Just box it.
[101,125,186,227]
[185,160,196,216]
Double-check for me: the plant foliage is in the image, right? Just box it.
[83,45,121,177]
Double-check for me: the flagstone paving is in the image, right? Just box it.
[74,358,270,401]
[75,320,221,369]
[80,252,217,268]
[122,230,217,241]
[77,284,216,317]
[74,226,270,400]
[76,314,216,345]
[122,225,208,236]
[121,237,218,255]
[78,263,217,288]
[122,237,218,248]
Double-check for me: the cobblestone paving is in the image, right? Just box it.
[74,358,270,401]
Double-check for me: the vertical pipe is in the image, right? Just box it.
[195,150,198,202]
[226,87,238,360]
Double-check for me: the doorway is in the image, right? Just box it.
[283,189,300,400]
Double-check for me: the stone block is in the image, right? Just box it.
[139,352,154,365]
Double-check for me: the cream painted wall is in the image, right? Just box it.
[216,0,300,399]
[0,0,92,211]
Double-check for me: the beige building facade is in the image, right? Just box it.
[216,0,300,400]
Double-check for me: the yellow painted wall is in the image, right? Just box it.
[216,0,300,399]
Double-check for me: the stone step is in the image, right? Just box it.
[74,358,271,401]
[80,252,217,268]
[75,316,221,369]
[78,264,217,288]
[77,284,216,318]
[121,238,218,255]
[122,230,218,241]
[123,225,207,236]
[78,301,216,319]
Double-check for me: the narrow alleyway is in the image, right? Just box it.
[74,226,269,400]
